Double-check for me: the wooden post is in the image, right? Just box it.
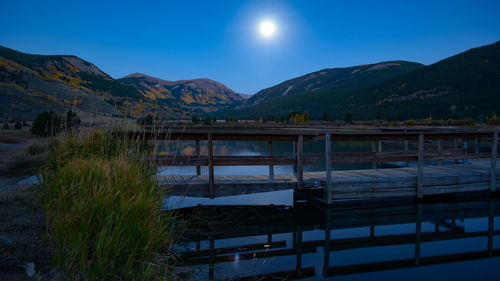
[325,133,332,204]
[323,210,332,277]
[475,138,479,154]
[296,227,303,276]
[293,141,297,174]
[195,139,201,176]
[463,140,468,164]
[415,203,422,265]
[208,134,215,198]
[209,239,215,280]
[454,138,459,164]
[491,132,498,192]
[372,138,377,169]
[488,199,494,256]
[297,135,304,190]
[438,138,443,166]
[268,141,274,181]
[405,139,409,167]
[417,134,424,199]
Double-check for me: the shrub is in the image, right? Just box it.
[31,111,62,136]
[14,121,22,129]
[344,112,353,124]
[65,110,81,131]
[137,114,153,126]
[390,120,400,127]
[405,119,416,126]
[487,116,500,126]
[3,122,9,129]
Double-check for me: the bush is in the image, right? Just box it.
[390,120,400,127]
[31,111,62,136]
[14,121,22,129]
[344,112,353,124]
[3,122,9,129]
[405,119,416,126]
[137,115,153,126]
[65,110,81,131]
[487,116,500,126]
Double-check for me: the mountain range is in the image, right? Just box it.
[219,40,500,121]
[0,46,243,120]
[1,40,499,121]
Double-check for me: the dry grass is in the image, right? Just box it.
[0,139,48,177]
[40,130,179,281]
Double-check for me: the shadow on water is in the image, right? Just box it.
[171,194,500,280]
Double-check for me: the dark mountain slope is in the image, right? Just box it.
[218,41,500,120]
[240,61,423,107]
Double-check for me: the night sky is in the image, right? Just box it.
[1,0,499,94]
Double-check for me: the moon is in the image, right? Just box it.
[259,20,276,38]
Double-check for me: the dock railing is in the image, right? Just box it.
[120,129,499,200]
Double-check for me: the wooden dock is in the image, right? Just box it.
[158,159,500,198]
[122,128,500,204]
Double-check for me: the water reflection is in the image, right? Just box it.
[157,140,377,177]
[173,196,500,280]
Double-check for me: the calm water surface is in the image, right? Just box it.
[159,140,500,280]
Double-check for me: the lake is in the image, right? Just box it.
[158,140,500,280]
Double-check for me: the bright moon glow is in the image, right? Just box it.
[259,21,276,38]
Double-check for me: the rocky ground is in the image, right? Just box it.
[0,179,64,280]
[0,127,63,280]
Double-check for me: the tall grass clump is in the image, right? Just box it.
[41,130,174,280]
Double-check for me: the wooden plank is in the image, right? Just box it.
[417,134,424,199]
[207,133,214,198]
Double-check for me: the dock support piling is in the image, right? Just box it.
[268,141,274,181]
[323,211,332,276]
[488,199,495,256]
[415,203,422,265]
[325,133,332,204]
[372,138,377,169]
[438,138,443,166]
[405,138,409,166]
[195,139,201,176]
[296,227,303,277]
[208,134,215,198]
[297,135,304,190]
[491,132,498,192]
[417,134,424,199]
[293,141,297,174]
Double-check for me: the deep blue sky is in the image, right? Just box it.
[1,0,499,94]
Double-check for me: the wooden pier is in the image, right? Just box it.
[122,128,500,204]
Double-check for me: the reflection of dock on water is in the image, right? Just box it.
[122,128,499,203]
[174,196,500,280]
